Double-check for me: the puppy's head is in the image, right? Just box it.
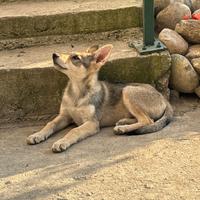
[52,44,113,80]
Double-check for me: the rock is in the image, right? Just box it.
[178,0,193,7]
[175,20,200,43]
[159,28,188,55]
[5,181,11,185]
[85,192,93,197]
[174,0,193,9]
[191,58,200,75]
[186,45,200,60]
[144,183,154,189]
[156,2,191,32]
[154,0,171,14]
[191,0,200,11]
[170,54,199,93]
[170,90,180,101]
[156,70,171,100]
[155,0,193,14]
[195,86,200,98]
[193,8,200,14]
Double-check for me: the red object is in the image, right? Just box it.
[192,13,200,20]
[183,15,191,20]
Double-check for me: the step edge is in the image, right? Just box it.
[0,50,170,71]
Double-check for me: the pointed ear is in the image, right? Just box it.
[86,45,99,53]
[94,44,113,67]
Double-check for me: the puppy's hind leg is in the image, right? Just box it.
[27,114,72,145]
[114,87,153,135]
[116,118,137,126]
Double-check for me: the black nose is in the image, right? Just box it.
[52,53,59,60]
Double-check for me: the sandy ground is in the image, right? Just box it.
[0,95,200,200]
[0,0,141,17]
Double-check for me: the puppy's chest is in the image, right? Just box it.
[61,95,96,125]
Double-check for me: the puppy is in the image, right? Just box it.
[27,44,173,152]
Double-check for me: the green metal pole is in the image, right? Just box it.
[143,0,155,46]
[129,0,166,54]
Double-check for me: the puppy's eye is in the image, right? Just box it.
[71,55,80,61]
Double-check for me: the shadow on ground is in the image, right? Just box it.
[0,95,200,200]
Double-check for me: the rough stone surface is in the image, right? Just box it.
[0,40,171,124]
[176,0,193,8]
[154,0,195,11]
[0,66,67,124]
[191,58,200,75]
[170,89,180,101]
[0,0,142,40]
[153,70,171,100]
[154,0,193,14]
[170,54,199,93]
[0,0,62,2]
[195,86,200,97]
[193,8,200,14]
[0,28,143,51]
[175,20,200,43]
[191,0,200,11]
[154,0,171,14]
[186,45,200,60]
[100,52,171,85]
[156,2,191,32]
[159,28,188,55]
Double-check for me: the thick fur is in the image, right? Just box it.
[27,44,173,152]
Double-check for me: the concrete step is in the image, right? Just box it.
[0,0,72,3]
[0,28,171,124]
[0,0,142,50]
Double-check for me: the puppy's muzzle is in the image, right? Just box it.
[52,53,59,64]
[52,53,67,69]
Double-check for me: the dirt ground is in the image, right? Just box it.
[0,95,200,200]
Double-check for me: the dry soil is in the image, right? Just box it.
[0,95,200,200]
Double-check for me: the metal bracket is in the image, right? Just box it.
[129,0,167,55]
[129,39,167,55]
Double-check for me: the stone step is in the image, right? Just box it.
[0,0,142,50]
[0,0,72,3]
[0,28,171,124]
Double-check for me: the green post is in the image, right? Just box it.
[143,0,155,46]
[130,0,166,54]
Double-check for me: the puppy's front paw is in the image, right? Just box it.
[52,139,70,153]
[113,126,126,135]
[27,133,46,145]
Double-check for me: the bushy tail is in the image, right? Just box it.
[133,102,173,134]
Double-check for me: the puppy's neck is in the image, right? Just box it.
[67,74,101,98]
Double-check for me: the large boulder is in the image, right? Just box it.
[156,2,191,32]
[175,20,200,43]
[191,58,200,75]
[159,28,188,55]
[155,0,193,14]
[170,54,199,93]
[186,45,200,60]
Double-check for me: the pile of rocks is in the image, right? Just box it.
[155,0,200,97]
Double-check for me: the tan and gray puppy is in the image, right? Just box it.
[27,44,173,153]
